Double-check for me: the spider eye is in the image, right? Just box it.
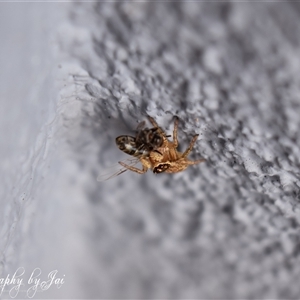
[153,163,170,174]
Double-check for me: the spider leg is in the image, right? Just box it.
[187,158,206,165]
[147,115,159,128]
[173,116,179,147]
[147,115,167,140]
[182,134,199,158]
[136,120,146,131]
[119,161,148,174]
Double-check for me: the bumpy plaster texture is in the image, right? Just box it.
[1,2,300,299]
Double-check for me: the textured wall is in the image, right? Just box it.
[1,2,300,299]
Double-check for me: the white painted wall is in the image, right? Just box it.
[1,2,300,299]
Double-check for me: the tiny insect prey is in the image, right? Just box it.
[97,116,205,181]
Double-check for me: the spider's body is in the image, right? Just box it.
[116,116,205,175]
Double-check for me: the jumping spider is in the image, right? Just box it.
[116,115,205,175]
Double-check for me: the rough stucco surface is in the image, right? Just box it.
[1,2,300,299]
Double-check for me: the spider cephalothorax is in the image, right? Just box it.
[116,115,206,175]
